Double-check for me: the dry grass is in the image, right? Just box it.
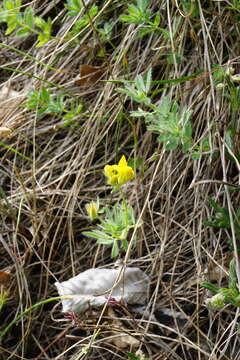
[0,0,240,359]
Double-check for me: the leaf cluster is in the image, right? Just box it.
[204,197,240,250]
[119,0,165,38]
[26,87,83,126]
[65,0,83,17]
[201,260,240,308]
[66,4,98,38]
[83,202,142,258]
[117,69,206,155]
[0,0,52,46]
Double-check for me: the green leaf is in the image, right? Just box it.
[36,33,49,47]
[165,139,179,150]
[182,139,192,152]
[97,238,114,245]
[189,152,201,160]
[127,353,139,360]
[24,6,34,28]
[154,13,160,26]
[200,282,220,294]
[15,28,30,37]
[65,0,82,16]
[159,28,170,39]
[41,87,50,102]
[5,1,15,10]
[111,241,119,258]
[121,237,129,251]
[183,121,192,138]
[88,5,98,18]
[6,21,18,34]
[157,133,176,143]
[145,68,152,93]
[34,16,44,28]
[83,230,113,243]
[229,259,238,291]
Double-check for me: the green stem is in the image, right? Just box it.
[120,188,129,228]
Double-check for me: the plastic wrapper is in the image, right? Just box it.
[55,267,150,314]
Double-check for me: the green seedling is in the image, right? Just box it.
[119,0,151,25]
[83,202,142,258]
[204,197,240,250]
[66,4,98,39]
[65,0,83,16]
[117,69,211,156]
[26,87,66,116]
[119,0,167,38]
[0,1,52,46]
[201,260,240,309]
[26,87,84,126]
[98,22,114,42]
[133,96,193,151]
[117,68,152,105]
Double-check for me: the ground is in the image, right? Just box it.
[0,1,240,359]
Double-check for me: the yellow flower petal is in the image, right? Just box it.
[118,155,127,167]
[118,166,134,185]
[104,155,134,187]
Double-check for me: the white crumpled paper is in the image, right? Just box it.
[55,267,150,314]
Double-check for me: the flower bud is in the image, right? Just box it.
[216,83,225,90]
[85,202,99,220]
[231,74,240,83]
[205,293,225,310]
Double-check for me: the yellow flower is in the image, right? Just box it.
[104,155,134,187]
[85,201,99,220]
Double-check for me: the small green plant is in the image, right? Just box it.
[133,96,193,151]
[98,22,114,42]
[201,260,240,309]
[119,0,166,38]
[26,87,84,126]
[120,0,151,25]
[65,3,98,39]
[214,65,240,116]
[26,87,65,116]
[204,198,232,229]
[204,197,240,250]
[117,69,152,105]
[0,0,52,46]
[83,201,141,258]
[226,0,240,11]
[83,155,141,257]
[65,0,83,16]
[117,69,209,156]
